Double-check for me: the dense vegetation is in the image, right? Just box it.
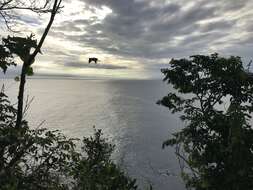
[1,1,253,190]
[72,128,138,190]
[158,53,253,190]
[0,89,138,190]
[0,0,138,189]
[0,90,78,189]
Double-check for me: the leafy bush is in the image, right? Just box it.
[158,53,253,190]
[72,128,138,190]
[0,91,79,190]
[0,91,138,190]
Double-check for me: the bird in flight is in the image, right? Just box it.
[88,57,99,64]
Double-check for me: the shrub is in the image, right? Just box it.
[72,128,138,190]
[158,53,253,190]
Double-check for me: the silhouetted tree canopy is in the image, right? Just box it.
[1,35,39,75]
[0,0,140,189]
[0,42,16,73]
[158,53,253,190]
[0,90,138,190]
[0,90,79,190]
[72,128,138,190]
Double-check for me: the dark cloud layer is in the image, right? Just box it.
[11,0,252,78]
[63,61,128,70]
[50,0,253,64]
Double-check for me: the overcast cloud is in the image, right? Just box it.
[1,0,253,79]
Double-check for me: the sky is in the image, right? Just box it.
[1,0,253,79]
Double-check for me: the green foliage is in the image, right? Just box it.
[0,31,138,189]
[1,34,40,76]
[0,92,138,190]
[0,42,16,73]
[14,76,20,82]
[3,34,39,62]
[72,128,138,190]
[158,53,253,190]
[26,66,34,76]
[0,34,39,75]
[0,91,79,190]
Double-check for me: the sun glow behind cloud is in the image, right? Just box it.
[31,1,144,79]
[1,0,253,79]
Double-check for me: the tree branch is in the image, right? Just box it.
[15,0,62,128]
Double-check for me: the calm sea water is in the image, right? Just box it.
[1,78,185,190]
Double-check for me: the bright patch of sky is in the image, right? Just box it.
[1,0,253,79]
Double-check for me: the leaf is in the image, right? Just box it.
[26,66,34,76]
[158,53,253,189]
[0,44,16,73]
[14,76,20,82]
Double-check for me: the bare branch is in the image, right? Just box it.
[0,0,56,31]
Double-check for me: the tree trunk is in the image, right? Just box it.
[14,0,61,128]
[15,64,27,128]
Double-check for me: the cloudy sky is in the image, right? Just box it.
[1,0,253,79]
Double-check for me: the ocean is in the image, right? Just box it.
[1,78,185,190]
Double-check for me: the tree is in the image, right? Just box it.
[0,1,78,189]
[0,89,79,190]
[1,0,141,188]
[72,128,138,190]
[0,86,138,189]
[0,0,53,30]
[0,89,138,189]
[158,53,253,190]
[0,0,63,129]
